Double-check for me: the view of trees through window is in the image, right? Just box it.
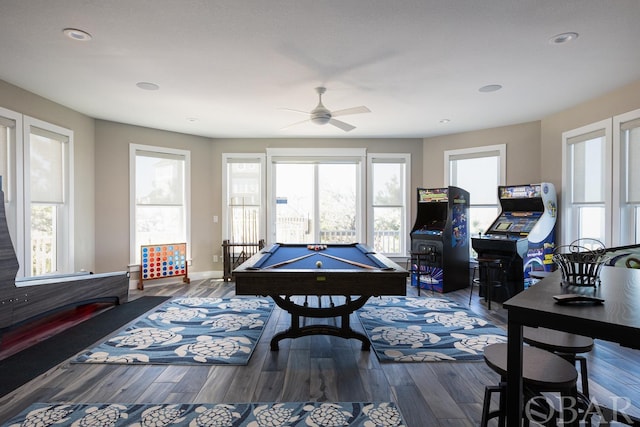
[371,162,404,253]
[132,147,188,264]
[275,163,357,243]
[29,130,65,276]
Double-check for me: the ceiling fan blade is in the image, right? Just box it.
[280,118,312,131]
[331,106,371,117]
[329,118,356,132]
[279,107,311,115]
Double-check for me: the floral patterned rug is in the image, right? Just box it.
[357,296,507,362]
[1,402,405,427]
[72,297,273,365]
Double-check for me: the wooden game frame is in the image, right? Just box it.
[139,243,190,290]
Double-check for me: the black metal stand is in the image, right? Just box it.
[268,295,371,351]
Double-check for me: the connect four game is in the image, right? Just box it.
[139,243,190,290]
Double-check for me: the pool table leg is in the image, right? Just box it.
[269,295,371,351]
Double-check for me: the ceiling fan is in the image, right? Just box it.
[281,87,371,132]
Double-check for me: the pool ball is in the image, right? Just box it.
[316,261,323,268]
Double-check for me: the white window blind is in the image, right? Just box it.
[29,131,64,204]
[0,116,15,199]
[131,144,190,264]
[622,122,640,203]
[567,130,606,204]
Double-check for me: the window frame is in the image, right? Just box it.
[561,119,612,246]
[0,106,24,274]
[367,153,411,257]
[266,147,366,245]
[221,153,266,242]
[444,144,506,239]
[129,143,191,265]
[613,108,640,246]
[23,115,74,277]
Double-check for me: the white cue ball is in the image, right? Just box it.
[316,260,323,268]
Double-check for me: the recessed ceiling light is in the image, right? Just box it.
[440,119,451,124]
[63,28,92,41]
[549,32,579,44]
[136,82,160,91]
[479,84,502,93]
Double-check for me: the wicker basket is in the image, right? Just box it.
[552,239,609,287]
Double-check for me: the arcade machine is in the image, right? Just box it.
[471,182,557,302]
[410,186,469,293]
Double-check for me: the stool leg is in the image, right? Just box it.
[480,384,506,427]
[576,355,590,398]
[469,266,477,306]
[560,353,590,399]
[561,386,580,427]
[480,386,492,427]
[486,267,493,310]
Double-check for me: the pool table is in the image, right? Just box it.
[233,243,408,350]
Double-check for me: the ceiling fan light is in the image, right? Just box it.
[63,28,92,41]
[311,115,331,125]
[136,81,160,91]
[549,32,579,44]
[479,84,502,93]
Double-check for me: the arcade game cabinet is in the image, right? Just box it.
[471,182,557,302]
[410,186,470,293]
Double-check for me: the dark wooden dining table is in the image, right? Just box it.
[503,266,640,425]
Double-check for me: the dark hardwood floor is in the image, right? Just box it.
[0,279,639,426]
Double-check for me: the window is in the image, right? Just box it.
[267,149,365,245]
[613,108,640,246]
[130,144,190,264]
[445,145,506,239]
[0,109,73,278]
[223,148,410,256]
[24,116,73,276]
[368,154,410,255]
[222,154,265,242]
[562,119,612,246]
[0,107,21,261]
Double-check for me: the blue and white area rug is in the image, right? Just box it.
[1,402,406,427]
[358,297,507,362]
[73,297,273,366]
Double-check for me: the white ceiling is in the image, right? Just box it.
[1,0,639,139]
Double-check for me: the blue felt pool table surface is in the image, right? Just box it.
[234,243,407,296]
[250,243,388,270]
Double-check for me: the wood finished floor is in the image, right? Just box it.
[1,279,639,426]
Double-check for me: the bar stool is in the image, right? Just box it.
[482,343,579,427]
[523,326,594,398]
[469,257,508,310]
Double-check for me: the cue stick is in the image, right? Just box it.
[264,252,315,269]
[318,252,377,270]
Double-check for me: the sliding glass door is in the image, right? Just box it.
[272,160,359,244]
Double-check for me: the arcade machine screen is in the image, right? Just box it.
[488,212,542,236]
[418,187,448,203]
[416,189,448,234]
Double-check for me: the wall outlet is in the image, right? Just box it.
[213,255,219,263]
[213,215,219,223]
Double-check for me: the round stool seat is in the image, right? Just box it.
[484,343,578,390]
[523,327,594,354]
